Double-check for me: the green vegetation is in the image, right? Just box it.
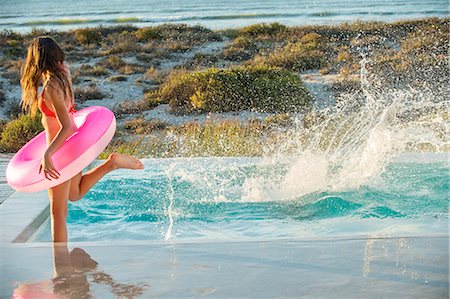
[0,89,6,104]
[2,60,22,84]
[74,84,107,102]
[151,66,312,114]
[100,55,126,70]
[74,28,102,45]
[221,23,288,61]
[249,33,328,71]
[264,113,294,128]
[135,24,221,44]
[135,27,163,41]
[0,18,447,155]
[108,75,128,82]
[0,30,25,58]
[0,114,43,152]
[76,64,109,77]
[367,19,448,91]
[113,99,154,116]
[220,17,448,86]
[239,23,288,37]
[100,119,280,158]
[124,118,169,134]
[183,52,219,70]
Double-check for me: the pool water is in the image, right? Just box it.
[34,154,448,242]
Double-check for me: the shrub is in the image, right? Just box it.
[330,80,361,96]
[102,31,141,54]
[98,118,272,158]
[74,84,106,102]
[222,43,251,62]
[0,89,6,104]
[222,35,272,62]
[4,101,22,118]
[3,60,23,84]
[77,64,109,77]
[101,55,126,70]
[99,137,146,159]
[136,24,221,54]
[139,48,172,60]
[155,24,219,42]
[145,67,175,85]
[303,111,326,129]
[0,35,24,58]
[74,28,102,45]
[184,52,219,69]
[249,33,328,71]
[0,113,43,152]
[124,118,169,134]
[135,27,163,41]
[171,120,266,156]
[154,66,312,114]
[221,23,289,62]
[108,75,128,82]
[118,64,145,75]
[400,27,448,55]
[161,39,192,52]
[337,49,351,62]
[144,90,166,107]
[0,119,7,136]
[113,99,154,116]
[264,113,294,128]
[97,25,138,36]
[0,29,23,47]
[239,23,288,37]
[99,55,144,74]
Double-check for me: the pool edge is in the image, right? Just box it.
[0,190,49,244]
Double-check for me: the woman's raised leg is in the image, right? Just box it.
[69,153,144,202]
[49,180,71,242]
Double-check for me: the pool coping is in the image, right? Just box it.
[2,234,448,250]
[0,190,49,244]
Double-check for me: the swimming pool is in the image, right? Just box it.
[33,153,448,242]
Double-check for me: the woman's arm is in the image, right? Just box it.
[40,81,74,180]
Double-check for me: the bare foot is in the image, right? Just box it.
[108,153,144,170]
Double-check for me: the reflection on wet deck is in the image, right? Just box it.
[1,236,448,298]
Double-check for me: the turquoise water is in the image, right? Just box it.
[35,154,448,242]
[0,0,448,32]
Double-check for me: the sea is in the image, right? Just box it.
[0,0,448,32]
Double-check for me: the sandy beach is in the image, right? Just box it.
[0,18,447,156]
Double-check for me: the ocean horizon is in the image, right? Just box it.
[0,0,448,33]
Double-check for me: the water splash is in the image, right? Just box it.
[83,58,447,242]
[243,57,448,201]
[164,163,176,240]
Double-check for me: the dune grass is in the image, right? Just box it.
[100,119,285,158]
[0,18,447,156]
[149,65,312,114]
[0,113,43,153]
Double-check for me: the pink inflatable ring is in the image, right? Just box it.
[6,106,116,192]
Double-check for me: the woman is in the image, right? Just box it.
[20,36,144,242]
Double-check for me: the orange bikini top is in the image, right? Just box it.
[38,87,76,118]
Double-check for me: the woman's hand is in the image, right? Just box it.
[39,152,60,180]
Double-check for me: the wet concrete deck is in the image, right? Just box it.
[0,156,49,243]
[1,236,448,298]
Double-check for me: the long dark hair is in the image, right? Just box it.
[20,36,73,115]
